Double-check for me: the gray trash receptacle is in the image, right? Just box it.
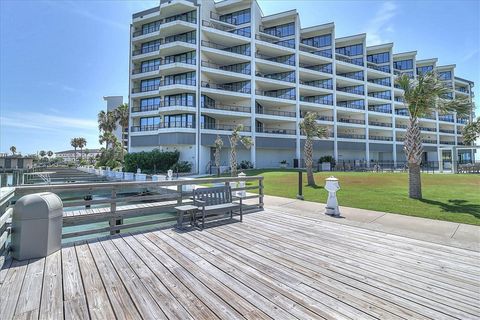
[12,192,63,260]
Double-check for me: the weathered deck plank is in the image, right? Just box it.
[1,209,479,320]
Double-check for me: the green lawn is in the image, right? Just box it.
[239,169,480,225]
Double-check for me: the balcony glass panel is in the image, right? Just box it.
[256,71,295,83]
[256,53,295,66]
[201,40,251,56]
[201,81,251,94]
[337,100,365,110]
[300,63,332,74]
[300,94,333,105]
[301,34,332,48]
[367,52,389,64]
[368,78,391,86]
[337,85,364,95]
[337,71,363,81]
[262,22,295,37]
[218,8,250,25]
[300,79,333,89]
[368,104,392,113]
[368,91,391,100]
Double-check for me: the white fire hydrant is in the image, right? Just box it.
[237,172,246,198]
[167,169,173,180]
[325,176,340,217]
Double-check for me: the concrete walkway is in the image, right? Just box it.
[257,194,480,252]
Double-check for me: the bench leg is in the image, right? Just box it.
[176,210,184,229]
[240,198,243,222]
[202,210,205,230]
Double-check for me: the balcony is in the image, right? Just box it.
[132,104,160,113]
[202,103,251,113]
[396,136,405,142]
[439,128,455,134]
[367,63,391,73]
[336,72,363,81]
[421,113,436,120]
[338,118,365,125]
[255,53,295,66]
[394,97,405,103]
[132,101,195,113]
[335,54,364,66]
[132,15,197,38]
[396,124,408,129]
[255,89,295,100]
[255,34,295,49]
[300,63,333,74]
[299,46,333,58]
[337,87,364,96]
[440,141,455,145]
[132,38,196,56]
[337,133,366,139]
[299,80,333,90]
[457,118,469,124]
[336,101,365,110]
[367,78,391,87]
[439,115,455,123]
[368,105,392,114]
[369,121,392,128]
[131,79,196,93]
[256,109,296,118]
[133,23,161,38]
[369,135,393,141]
[132,58,196,75]
[256,71,295,83]
[131,121,195,132]
[300,112,334,122]
[422,139,437,144]
[132,43,161,56]
[203,124,251,132]
[256,127,296,135]
[202,20,251,38]
[395,109,409,116]
[368,92,391,100]
[202,60,251,75]
[201,40,251,56]
[201,81,251,94]
[419,127,436,132]
[300,96,333,106]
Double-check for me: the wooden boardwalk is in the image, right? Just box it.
[1,209,479,320]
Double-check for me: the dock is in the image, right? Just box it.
[1,208,479,320]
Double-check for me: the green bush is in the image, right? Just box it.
[318,156,335,164]
[170,161,192,173]
[124,149,180,173]
[239,160,253,169]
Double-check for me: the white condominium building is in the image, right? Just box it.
[128,0,475,173]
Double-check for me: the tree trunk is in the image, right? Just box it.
[74,148,77,161]
[230,147,237,177]
[304,138,315,186]
[408,163,422,199]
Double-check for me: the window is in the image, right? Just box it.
[164,93,195,107]
[263,22,295,37]
[231,27,251,37]
[165,10,196,23]
[368,77,390,86]
[165,31,196,44]
[140,116,160,129]
[262,88,295,99]
[417,65,433,75]
[220,9,251,25]
[261,71,295,82]
[164,51,196,64]
[337,85,364,95]
[301,34,332,48]
[164,114,194,128]
[141,40,161,54]
[337,100,365,108]
[439,71,452,80]
[393,59,413,70]
[201,115,216,129]
[220,62,251,75]
[201,95,215,107]
[301,94,333,105]
[368,90,391,100]
[264,54,295,66]
[140,78,160,91]
[141,59,161,72]
[335,44,363,56]
[367,52,389,64]
[164,72,195,85]
[227,44,251,55]
[142,21,161,35]
[140,97,161,111]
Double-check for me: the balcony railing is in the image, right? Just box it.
[440,141,455,145]
[255,89,296,100]
[396,124,408,129]
[368,92,391,100]
[132,104,160,113]
[336,101,365,110]
[367,78,391,87]
[300,112,334,122]
[201,60,251,75]
[369,121,392,127]
[369,135,393,141]
[337,87,364,95]
[256,72,295,83]
[133,43,161,56]
[299,46,333,58]
[132,59,196,74]
[202,103,251,113]
[368,105,392,113]
[133,24,161,38]
[422,139,437,144]
[337,133,366,139]
[420,126,436,132]
[201,81,251,94]
[255,34,295,49]
[457,118,469,124]
[367,63,390,73]
[300,63,333,74]
[256,127,296,135]
[394,97,405,103]
[396,136,405,142]
[300,96,334,106]
[336,72,363,81]
[256,109,296,118]
[210,11,237,25]
[456,87,470,93]
[131,121,195,132]
[421,113,436,120]
[395,109,409,116]
[335,54,364,66]
[203,124,251,132]
[255,53,295,66]
[201,40,251,56]
[439,115,455,123]
[132,101,195,113]
[132,79,196,93]
[202,20,251,37]
[300,80,333,89]
[338,118,365,125]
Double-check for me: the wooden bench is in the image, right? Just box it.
[193,185,242,229]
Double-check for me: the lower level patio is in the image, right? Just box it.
[1,208,479,320]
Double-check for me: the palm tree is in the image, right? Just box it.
[47,150,53,158]
[39,150,46,158]
[99,132,117,151]
[229,125,253,177]
[299,112,329,186]
[396,72,472,199]
[9,146,16,155]
[98,110,117,149]
[462,117,479,146]
[70,138,79,161]
[214,135,224,176]
[115,103,129,160]
[77,137,87,160]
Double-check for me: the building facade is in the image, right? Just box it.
[103,96,128,150]
[55,149,102,162]
[129,0,475,173]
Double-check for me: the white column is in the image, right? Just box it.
[250,3,257,168]
[294,15,301,163]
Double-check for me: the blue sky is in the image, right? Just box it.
[0,0,478,154]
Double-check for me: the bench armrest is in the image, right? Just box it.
[194,199,206,205]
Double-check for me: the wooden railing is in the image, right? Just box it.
[14,176,264,240]
[0,188,14,267]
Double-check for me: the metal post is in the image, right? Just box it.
[296,171,304,200]
[259,178,264,208]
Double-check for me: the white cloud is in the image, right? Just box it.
[365,1,398,46]
[1,112,98,132]
[462,49,479,62]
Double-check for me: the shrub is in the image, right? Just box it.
[170,161,192,173]
[124,149,180,173]
[318,156,335,164]
[239,160,253,170]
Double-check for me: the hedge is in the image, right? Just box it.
[124,150,180,173]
